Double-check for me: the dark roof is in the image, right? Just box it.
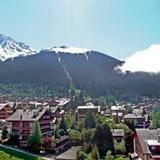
[0,103,13,110]
[136,128,160,154]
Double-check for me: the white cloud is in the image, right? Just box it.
[119,44,160,73]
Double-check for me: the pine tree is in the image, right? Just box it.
[28,121,42,151]
[1,126,8,140]
[94,124,114,157]
[84,112,96,129]
[59,116,67,134]
[12,101,17,113]
[78,91,85,105]
[69,84,76,111]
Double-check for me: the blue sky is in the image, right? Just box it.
[0,0,160,59]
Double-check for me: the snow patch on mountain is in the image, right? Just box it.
[50,46,90,54]
[0,34,36,61]
[45,45,90,61]
[119,44,160,73]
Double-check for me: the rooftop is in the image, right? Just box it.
[7,108,46,121]
[0,102,13,110]
[112,129,125,137]
[77,105,100,109]
[145,139,160,146]
[56,146,81,160]
[123,114,144,119]
[135,128,160,154]
[77,105,101,113]
[58,99,70,106]
[111,105,125,111]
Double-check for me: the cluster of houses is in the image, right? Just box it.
[0,98,71,156]
[0,96,160,160]
[76,102,160,160]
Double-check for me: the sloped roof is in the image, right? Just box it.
[136,128,160,154]
[56,146,81,160]
[7,108,46,121]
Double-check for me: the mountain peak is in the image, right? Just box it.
[0,34,36,61]
[48,45,90,54]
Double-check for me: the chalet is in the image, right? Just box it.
[7,108,52,147]
[50,106,61,118]
[111,105,125,123]
[112,129,125,141]
[77,105,101,119]
[104,109,111,117]
[134,128,160,160]
[123,114,149,128]
[48,99,60,107]
[53,135,71,154]
[132,108,144,115]
[57,99,70,111]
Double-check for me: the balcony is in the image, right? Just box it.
[42,115,50,119]
[12,126,30,131]
[41,125,51,130]
[40,120,51,125]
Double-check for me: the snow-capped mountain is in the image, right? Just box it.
[0,34,36,61]
[1,34,160,98]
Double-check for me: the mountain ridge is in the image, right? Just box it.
[0,34,160,98]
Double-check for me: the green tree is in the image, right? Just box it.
[1,126,8,140]
[94,125,114,157]
[115,157,130,160]
[69,129,81,141]
[59,116,68,134]
[105,95,116,106]
[77,150,87,160]
[64,113,75,129]
[8,134,19,146]
[125,120,136,131]
[12,101,17,113]
[96,115,116,129]
[78,91,85,106]
[84,112,96,129]
[105,150,114,160]
[91,144,100,160]
[151,111,160,128]
[81,129,95,143]
[69,84,76,111]
[95,96,106,109]
[28,121,42,151]
[115,123,131,134]
[114,140,126,154]
[125,132,133,153]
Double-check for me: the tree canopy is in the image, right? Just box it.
[28,121,42,151]
[84,112,96,129]
[94,124,114,157]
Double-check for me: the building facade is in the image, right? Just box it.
[7,108,52,147]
